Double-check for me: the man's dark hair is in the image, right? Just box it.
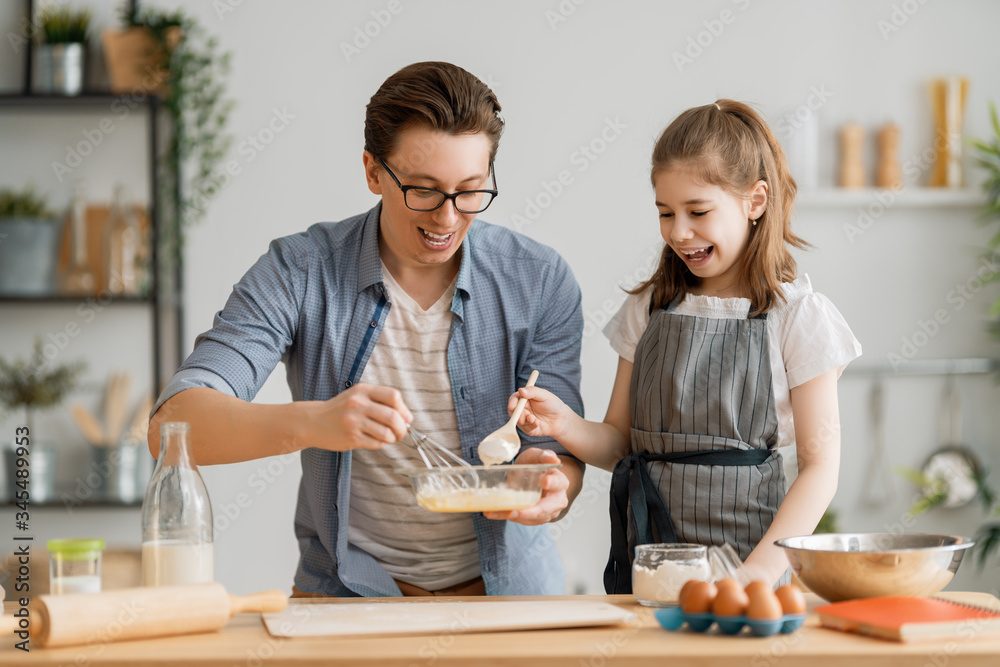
[364,61,503,166]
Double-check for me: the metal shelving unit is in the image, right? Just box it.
[0,0,182,398]
[0,0,182,508]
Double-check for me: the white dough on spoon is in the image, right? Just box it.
[478,436,519,466]
[477,370,540,466]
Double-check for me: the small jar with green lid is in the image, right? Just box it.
[47,538,105,595]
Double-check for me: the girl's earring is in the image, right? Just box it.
[751,218,758,226]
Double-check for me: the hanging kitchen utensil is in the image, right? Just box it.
[862,376,895,506]
[919,376,981,509]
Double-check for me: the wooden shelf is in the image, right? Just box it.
[0,92,161,108]
[796,187,982,208]
[843,357,998,377]
[0,294,152,305]
[0,499,141,509]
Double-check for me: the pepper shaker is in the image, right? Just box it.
[838,123,866,188]
[875,123,902,189]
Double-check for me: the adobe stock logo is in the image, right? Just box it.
[887,255,1000,370]
[877,0,930,40]
[509,117,627,232]
[339,0,412,63]
[672,0,753,73]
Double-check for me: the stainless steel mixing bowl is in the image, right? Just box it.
[775,532,974,602]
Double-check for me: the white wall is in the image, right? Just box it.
[2,0,1000,596]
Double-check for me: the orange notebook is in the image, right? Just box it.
[815,596,1000,643]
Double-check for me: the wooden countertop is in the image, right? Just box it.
[4,592,1000,666]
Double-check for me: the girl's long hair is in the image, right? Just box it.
[631,99,808,316]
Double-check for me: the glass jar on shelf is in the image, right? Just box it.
[61,181,96,296]
[103,184,143,296]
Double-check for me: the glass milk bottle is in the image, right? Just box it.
[141,422,215,586]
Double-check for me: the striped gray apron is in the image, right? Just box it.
[604,300,786,594]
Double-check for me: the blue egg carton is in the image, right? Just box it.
[654,606,806,637]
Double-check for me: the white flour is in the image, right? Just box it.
[632,557,711,604]
[478,437,518,466]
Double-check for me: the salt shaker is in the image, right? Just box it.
[838,123,866,188]
[141,422,215,586]
[875,123,902,189]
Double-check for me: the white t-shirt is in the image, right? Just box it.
[603,274,861,450]
[348,265,480,590]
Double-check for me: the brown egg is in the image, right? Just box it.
[681,581,717,614]
[676,579,696,607]
[711,578,749,617]
[746,587,784,621]
[715,577,742,594]
[775,584,807,615]
[744,580,771,598]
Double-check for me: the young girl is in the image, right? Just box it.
[512,100,861,592]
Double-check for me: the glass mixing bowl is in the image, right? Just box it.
[395,463,561,513]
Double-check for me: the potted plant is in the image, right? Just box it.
[101,7,179,97]
[968,101,1000,568]
[0,338,86,503]
[971,102,1000,339]
[899,453,999,569]
[0,185,61,296]
[35,6,92,96]
[102,4,233,269]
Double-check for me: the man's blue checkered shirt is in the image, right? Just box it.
[153,203,585,596]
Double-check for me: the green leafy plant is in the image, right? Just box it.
[0,338,86,436]
[967,102,1000,567]
[898,463,1000,569]
[39,6,92,44]
[0,185,54,219]
[976,510,1000,569]
[814,508,839,534]
[119,5,234,268]
[897,466,951,515]
[970,101,1000,337]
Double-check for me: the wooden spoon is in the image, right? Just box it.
[71,404,105,446]
[126,393,154,442]
[104,371,132,446]
[477,370,539,466]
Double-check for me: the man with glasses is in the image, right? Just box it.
[149,62,585,597]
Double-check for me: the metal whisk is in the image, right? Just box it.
[406,425,472,469]
[406,425,479,492]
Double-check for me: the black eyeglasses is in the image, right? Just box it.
[378,158,498,214]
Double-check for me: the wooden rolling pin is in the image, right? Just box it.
[1,615,19,635]
[29,582,286,648]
